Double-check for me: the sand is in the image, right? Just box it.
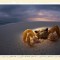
[0,21,60,55]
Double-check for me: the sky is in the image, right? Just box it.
[0,5,60,25]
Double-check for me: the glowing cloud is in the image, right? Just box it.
[27,10,60,22]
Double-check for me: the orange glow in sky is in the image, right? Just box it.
[28,18,49,21]
[27,10,60,22]
[27,17,58,22]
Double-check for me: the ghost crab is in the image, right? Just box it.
[22,25,60,47]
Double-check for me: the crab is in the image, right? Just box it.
[22,29,40,47]
[22,25,60,47]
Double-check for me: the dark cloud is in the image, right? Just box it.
[0,5,60,25]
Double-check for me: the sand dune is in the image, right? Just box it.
[0,21,60,55]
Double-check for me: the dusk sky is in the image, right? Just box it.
[0,5,60,24]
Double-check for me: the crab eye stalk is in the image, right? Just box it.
[45,28,48,31]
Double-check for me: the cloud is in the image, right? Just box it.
[0,5,60,23]
[9,6,37,21]
[27,10,60,22]
[0,12,10,18]
[9,5,60,22]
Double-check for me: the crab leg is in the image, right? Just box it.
[48,25,60,37]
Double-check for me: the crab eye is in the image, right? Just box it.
[34,31,38,33]
[45,28,48,31]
